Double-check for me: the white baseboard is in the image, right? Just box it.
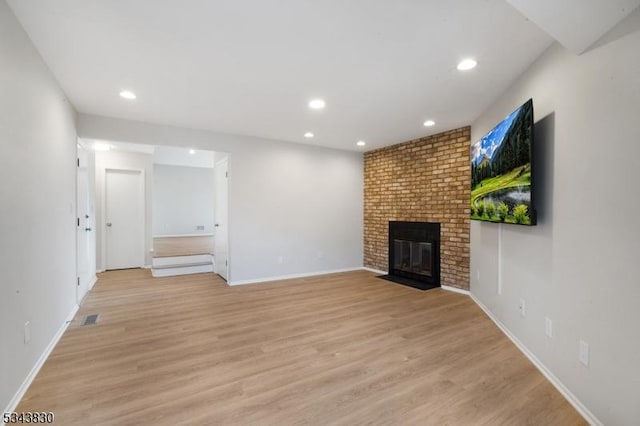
[88,275,98,291]
[228,267,363,286]
[4,304,79,415]
[470,294,601,426]
[441,285,470,295]
[361,266,387,275]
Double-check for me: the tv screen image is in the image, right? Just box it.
[471,98,536,225]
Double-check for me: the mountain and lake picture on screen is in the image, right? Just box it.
[470,99,536,225]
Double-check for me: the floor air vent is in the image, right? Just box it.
[83,314,99,326]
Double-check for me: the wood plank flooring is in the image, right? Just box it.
[153,235,214,257]
[17,270,585,425]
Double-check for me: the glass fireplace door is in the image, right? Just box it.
[393,239,433,277]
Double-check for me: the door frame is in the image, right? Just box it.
[213,157,230,281]
[101,167,146,270]
[76,139,100,303]
[76,142,90,303]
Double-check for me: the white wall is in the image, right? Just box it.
[77,115,364,283]
[95,150,153,269]
[470,13,640,425]
[0,0,78,412]
[153,165,215,235]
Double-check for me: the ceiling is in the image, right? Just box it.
[507,0,640,54]
[6,1,560,151]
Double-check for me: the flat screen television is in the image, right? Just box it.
[471,98,536,225]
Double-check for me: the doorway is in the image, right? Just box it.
[105,169,145,270]
[214,157,229,280]
[76,143,92,302]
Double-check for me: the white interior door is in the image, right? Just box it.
[214,158,229,280]
[76,145,91,302]
[105,169,144,270]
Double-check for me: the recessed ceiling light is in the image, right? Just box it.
[189,149,196,154]
[93,142,111,152]
[423,120,435,127]
[357,140,366,147]
[119,90,137,100]
[308,99,326,110]
[304,132,314,138]
[457,59,477,71]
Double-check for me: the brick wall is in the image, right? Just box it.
[364,127,471,290]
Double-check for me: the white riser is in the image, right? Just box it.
[151,263,214,277]
[152,254,213,267]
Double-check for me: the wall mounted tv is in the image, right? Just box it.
[471,98,536,225]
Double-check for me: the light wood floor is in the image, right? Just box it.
[153,235,214,257]
[17,270,585,425]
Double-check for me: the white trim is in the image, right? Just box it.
[153,233,214,238]
[4,304,79,415]
[497,223,503,295]
[470,294,601,426]
[228,267,363,286]
[96,269,105,273]
[88,275,98,291]
[361,266,387,275]
[441,285,470,295]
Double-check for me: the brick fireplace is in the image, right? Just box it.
[386,221,441,290]
[364,127,471,290]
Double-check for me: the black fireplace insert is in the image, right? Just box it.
[383,221,440,290]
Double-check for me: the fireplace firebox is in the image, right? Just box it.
[384,221,440,290]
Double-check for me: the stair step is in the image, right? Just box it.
[151,262,214,278]
[153,261,212,270]
[152,254,213,268]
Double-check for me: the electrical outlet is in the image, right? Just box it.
[519,298,526,317]
[580,340,589,366]
[24,321,31,344]
[545,317,553,337]
[476,270,480,281]
[277,256,284,264]
[196,225,205,231]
